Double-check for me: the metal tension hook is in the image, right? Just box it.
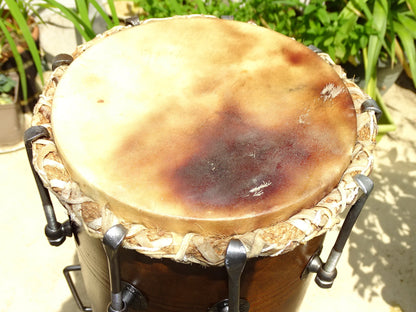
[302,174,374,288]
[209,239,250,312]
[103,224,147,312]
[24,126,72,246]
[361,98,382,122]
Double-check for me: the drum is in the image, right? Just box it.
[28,15,378,312]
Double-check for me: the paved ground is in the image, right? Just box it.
[0,14,415,312]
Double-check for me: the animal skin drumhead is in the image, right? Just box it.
[51,16,357,235]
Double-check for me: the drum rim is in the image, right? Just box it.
[30,15,377,266]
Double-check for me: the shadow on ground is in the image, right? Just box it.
[348,143,416,311]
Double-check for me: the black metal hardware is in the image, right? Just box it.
[103,224,147,312]
[24,126,72,246]
[209,239,249,312]
[64,265,92,312]
[302,174,374,288]
[126,16,141,26]
[208,299,250,312]
[121,281,148,311]
[307,45,323,53]
[361,98,382,122]
[52,53,74,71]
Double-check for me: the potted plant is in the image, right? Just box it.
[0,71,24,150]
[357,0,415,140]
[286,0,416,140]
[288,0,415,140]
[328,0,415,140]
[0,0,45,110]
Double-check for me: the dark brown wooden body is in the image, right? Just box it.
[76,229,324,312]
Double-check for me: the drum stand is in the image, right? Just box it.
[24,81,380,311]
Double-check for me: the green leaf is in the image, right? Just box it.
[304,4,317,15]
[195,0,207,15]
[365,0,388,88]
[5,0,44,87]
[334,32,348,44]
[397,12,416,36]
[323,36,334,46]
[339,0,362,19]
[40,0,95,40]
[327,45,336,59]
[360,35,369,49]
[106,0,119,25]
[0,73,17,93]
[317,8,331,25]
[352,0,373,19]
[394,21,416,88]
[165,0,182,15]
[351,42,358,56]
[89,0,118,28]
[335,44,347,60]
[406,0,416,16]
[75,0,92,31]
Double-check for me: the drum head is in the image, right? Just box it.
[51,16,357,236]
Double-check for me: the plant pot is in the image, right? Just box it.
[0,72,24,151]
[375,91,396,142]
[343,61,399,141]
[0,100,24,146]
[377,96,396,142]
[343,60,403,95]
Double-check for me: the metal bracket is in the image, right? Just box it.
[52,53,74,71]
[307,45,323,53]
[209,239,249,312]
[208,299,250,312]
[125,16,141,26]
[361,98,382,122]
[103,224,147,312]
[64,265,92,312]
[302,174,374,288]
[24,126,72,246]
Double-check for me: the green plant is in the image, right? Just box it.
[38,0,120,41]
[0,0,44,101]
[120,0,300,31]
[358,0,416,99]
[269,0,416,99]
[125,0,415,99]
[291,1,372,65]
[0,72,16,93]
[0,73,16,105]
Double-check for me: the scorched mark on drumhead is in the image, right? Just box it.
[169,106,314,209]
[282,46,312,66]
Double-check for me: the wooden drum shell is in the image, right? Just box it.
[76,227,324,312]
